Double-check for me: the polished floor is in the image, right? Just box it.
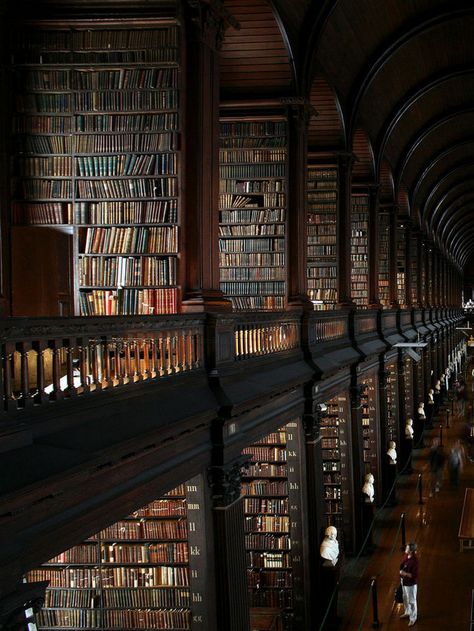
[335,384,474,630]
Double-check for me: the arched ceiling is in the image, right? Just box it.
[220,0,474,269]
[311,0,474,269]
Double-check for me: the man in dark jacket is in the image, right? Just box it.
[399,542,419,626]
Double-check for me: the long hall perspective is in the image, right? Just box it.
[1,1,474,631]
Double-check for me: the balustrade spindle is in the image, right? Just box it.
[18,342,32,408]
[49,341,64,402]
[33,341,47,405]
[64,345,76,398]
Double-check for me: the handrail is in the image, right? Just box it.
[0,315,205,413]
[0,309,461,415]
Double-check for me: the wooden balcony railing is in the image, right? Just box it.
[0,316,204,413]
[0,309,462,416]
[234,314,300,360]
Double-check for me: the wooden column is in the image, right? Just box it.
[285,99,314,311]
[405,221,412,308]
[303,405,326,629]
[208,458,250,631]
[368,185,381,308]
[336,153,355,307]
[423,238,431,308]
[181,0,236,312]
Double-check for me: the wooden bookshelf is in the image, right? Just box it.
[385,359,399,446]
[320,393,353,550]
[360,371,379,477]
[306,165,338,310]
[241,420,305,626]
[396,222,406,307]
[10,19,181,316]
[403,354,414,422]
[350,193,369,307]
[378,211,390,308]
[27,479,206,630]
[410,232,418,306]
[219,118,287,311]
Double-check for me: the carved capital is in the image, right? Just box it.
[186,0,239,50]
[281,97,317,128]
[208,455,249,507]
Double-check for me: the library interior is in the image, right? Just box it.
[1,1,474,630]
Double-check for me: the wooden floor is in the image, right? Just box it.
[335,385,474,631]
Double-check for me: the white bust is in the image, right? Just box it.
[418,402,426,419]
[387,440,397,464]
[405,418,414,439]
[320,525,339,566]
[362,473,375,503]
[428,389,434,403]
[435,379,441,393]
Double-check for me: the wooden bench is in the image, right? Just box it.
[459,488,474,552]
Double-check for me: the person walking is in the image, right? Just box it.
[399,542,419,626]
[428,438,446,496]
[448,439,464,487]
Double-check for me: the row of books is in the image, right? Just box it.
[218,238,284,253]
[254,432,286,445]
[15,132,178,154]
[13,48,180,65]
[242,447,287,462]
[131,499,186,517]
[220,149,286,162]
[18,155,72,176]
[101,588,190,609]
[307,266,337,278]
[220,267,285,281]
[308,245,336,256]
[18,179,72,198]
[245,533,291,550]
[221,136,286,149]
[101,543,188,565]
[76,177,178,200]
[241,481,288,496]
[220,164,286,179]
[97,566,189,588]
[45,587,191,610]
[75,113,179,133]
[219,251,285,267]
[220,281,285,296]
[219,179,285,194]
[71,67,178,91]
[76,153,177,177]
[229,296,285,310]
[79,288,178,316]
[308,191,337,201]
[242,464,287,478]
[220,122,286,137]
[220,208,285,223]
[219,193,285,208]
[12,202,72,225]
[74,200,178,225]
[13,26,179,52]
[307,224,336,235]
[244,498,288,514]
[83,226,178,254]
[219,224,284,236]
[96,519,187,542]
[244,516,290,533]
[247,551,290,569]
[79,255,177,287]
[248,570,292,588]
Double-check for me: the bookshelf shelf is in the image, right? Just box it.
[378,211,390,307]
[396,223,406,307]
[241,422,304,618]
[28,481,206,630]
[306,165,338,310]
[219,119,288,311]
[320,394,352,545]
[351,193,369,308]
[385,359,399,445]
[10,19,181,317]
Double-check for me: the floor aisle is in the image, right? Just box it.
[335,382,474,630]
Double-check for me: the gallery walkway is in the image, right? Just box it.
[333,385,474,631]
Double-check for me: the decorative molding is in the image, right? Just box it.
[208,456,249,507]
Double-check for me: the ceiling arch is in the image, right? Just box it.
[308,73,345,150]
[220,0,295,97]
[396,110,474,191]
